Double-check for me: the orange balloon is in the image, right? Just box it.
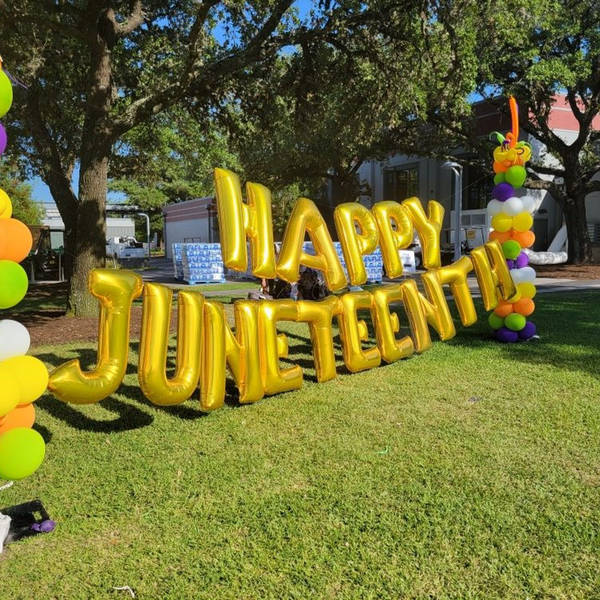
[489,230,511,243]
[494,300,513,317]
[513,298,535,316]
[493,161,507,173]
[0,403,35,434]
[511,230,535,248]
[0,219,33,263]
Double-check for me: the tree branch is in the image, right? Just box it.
[116,0,145,36]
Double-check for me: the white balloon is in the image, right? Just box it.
[521,196,536,214]
[487,199,504,216]
[503,197,524,216]
[510,266,537,284]
[0,320,30,361]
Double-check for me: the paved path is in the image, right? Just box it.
[137,258,600,296]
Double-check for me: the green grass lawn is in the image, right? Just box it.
[1,291,599,599]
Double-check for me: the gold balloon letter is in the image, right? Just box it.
[258,299,303,395]
[337,291,381,372]
[402,197,444,269]
[214,168,276,278]
[372,201,414,278]
[334,203,379,285]
[371,284,414,363]
[200,300,264,411]
[49,269,143,404]
[470,240,517,309]
[138,284,204,406]
[434,257,477,327]
[277,197,347,291]
[398,279,433,353]
[297,296,341,382]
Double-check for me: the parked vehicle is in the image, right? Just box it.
[106,236,146,260]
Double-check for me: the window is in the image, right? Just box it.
[383,166,419,202]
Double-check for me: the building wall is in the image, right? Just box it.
[163,197,215,259]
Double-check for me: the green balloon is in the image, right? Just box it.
[493,172,506,185]
[0,428,45,480]
[0,260,28,309]
[505,165,527,188]
[0,70,13,118]
[488,313,504,330]
[505,313,526,332]
[502,240,521,260]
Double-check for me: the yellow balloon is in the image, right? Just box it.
[491,213,513,233]
[420,270,456,341]
[371,285,414,363]
[0,188,12,219]
[48,269,143,404]
[435,256,477,326]
[138,284,204,406]
[257,299,303,395]
[297,296,341,383]
[518,282,537,299]
[398,279,432,353]
[0,355,48,406]
[334,202,379,285]
[0,368,21,417]
[277,197,347,291]
[336,291,381,372]
[512,212,533,232]
[213,168,276,278]
[200,300,264,411]
[371,201,414,278]
[402,197,444,269]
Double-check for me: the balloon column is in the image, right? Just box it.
[487,97,537,342]
[0,59,47,481]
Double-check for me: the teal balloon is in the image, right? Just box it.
[0,260,28,309]
[0,428,45,480]
[0,70,13,118]
[505,165,527,188]
[493,172,505,185]
[488,313,504,330]
[502,240,521,260]
[505,313,526,332]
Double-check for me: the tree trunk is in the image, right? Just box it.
[564,196,592,264]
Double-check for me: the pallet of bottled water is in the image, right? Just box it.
[171,243,184,280]
[180,243,226,284]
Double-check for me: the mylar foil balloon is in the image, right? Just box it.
[1,355,49,406]
[0,404,35,434]
[371,201,414,278]
[0,218,33,262]
[0,69,13,118]
[334,202,379,285]
[336,291,381,372]
[0,260,28,308]
[48,269,143,404]
[0,319,30,360]
[138,283,204,406]
[0,428,45,480]
[0,124,6,156]
[277,197,346,291]
[402,198,444,269]
[0,188,11,218]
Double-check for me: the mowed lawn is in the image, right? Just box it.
[1,291,599,599]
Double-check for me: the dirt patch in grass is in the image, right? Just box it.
[535,264,600,279]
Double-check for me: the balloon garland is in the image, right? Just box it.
[487,97,536,342]
[0,58,47,481]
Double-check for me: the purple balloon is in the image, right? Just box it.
[506,259,516,269]
[515,252,529,268]
[518,321,536,340]
[0,124,6,156]
[492,183,514,202]
[495,327,519,343]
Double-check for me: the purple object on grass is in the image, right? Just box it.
[0,124,6,156]
[31,519,56,533]
[492,183,514,202]
[515,252,529,268]
[518,321,536,340]
[495,327,518,343]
